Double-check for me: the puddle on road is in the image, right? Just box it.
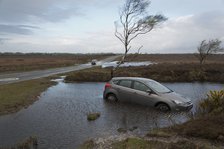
[101,61,154,68]
[0,81,223,148]
[0,78,19,82]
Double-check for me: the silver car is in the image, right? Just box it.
[103,77,193,112]
[91,59,97,65]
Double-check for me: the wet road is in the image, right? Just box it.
[0,80,223,148]
[0,55,120,85]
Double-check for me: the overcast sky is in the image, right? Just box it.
[0,0,224,53]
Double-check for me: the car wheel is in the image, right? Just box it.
[106,94,118,102]
[156,103,170,112]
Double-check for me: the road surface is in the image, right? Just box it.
[0,55,120,85]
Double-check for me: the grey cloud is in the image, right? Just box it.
[0,24,39,35]
[0,0,116,23]
[193,11,224,31]
[0,38,10,44]
[0,0,81,23]
[132,11,224,53]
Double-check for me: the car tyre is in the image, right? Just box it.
[156,103,170,112]
[106,94,118,102]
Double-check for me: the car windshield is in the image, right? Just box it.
[147,81,172,93]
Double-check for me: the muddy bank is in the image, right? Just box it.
[79,112,224,149]
[79,133,223,149]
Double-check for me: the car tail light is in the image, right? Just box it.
[104,82,111,90]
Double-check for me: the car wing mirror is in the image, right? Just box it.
[146,90,152,95]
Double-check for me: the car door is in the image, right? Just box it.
[131,81,156,106]
[116,79,133,102]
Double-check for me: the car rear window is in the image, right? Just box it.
[112,80,119,85]
[119,80,132,88]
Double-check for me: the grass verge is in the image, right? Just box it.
[0,53,114,73]
[168,114,224,141]
[110,138,210,149]
[79,137,215,149]
[0,77,56,115]
[65,63,224,83]
[65,67,111,82]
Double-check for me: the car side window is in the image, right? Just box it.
[118,80,132,88]
[133,81,149,92]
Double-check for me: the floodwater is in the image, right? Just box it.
[0,79,223,148]
[101,61,154,68]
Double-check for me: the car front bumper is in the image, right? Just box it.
[174,103,193,111]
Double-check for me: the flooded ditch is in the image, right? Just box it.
[0,79,223,148]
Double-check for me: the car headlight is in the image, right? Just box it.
[172,100,183,105]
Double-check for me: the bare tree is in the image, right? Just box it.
[112,0,166,77]
[196,39,224,65]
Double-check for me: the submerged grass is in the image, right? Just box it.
[0,77,56,115]
[87,113,100,121]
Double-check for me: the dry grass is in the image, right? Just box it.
[65,54,224,83]
[110,138,209,149]
[150,90,224,142]
[120,54,224,64]
[65,66,111,82]
[169,114,224,141]
[65,62,224,83]
[146,114,224,141]
[0,53,114,73]
[79,137,214,149]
